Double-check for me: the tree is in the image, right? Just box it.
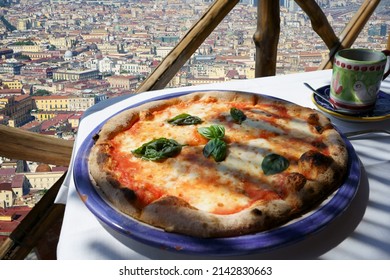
[13,40,35,46]
[32,89,51,96]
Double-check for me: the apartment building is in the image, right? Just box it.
[68,113,83,129]
[0,206,30,243]
[0,94,34,127]
[1,79,23,90]
[32,95,96,117]
[6,44,41,54]
[20,64,56,79]
[21,51,60,61]
[48,35,73,49]
[0,62,24,75]
[120,60,153,76]
[0,172,29,208]
[24,170,65,191]
[32,95,69,112]
[8,95,34,127]
[52,69,100,82]
[106,75,139,90]
[0,183,14,208]
[298,51,326,65]
[67,96,95,111]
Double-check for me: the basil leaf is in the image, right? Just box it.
[261,153,289,175]
[197,124,225,140]
[167,113,202,126]
[198,125,227,162]
[230,107,247,124]
[203,138,227,162]
[132,138,183,161]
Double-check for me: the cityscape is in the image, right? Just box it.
[0,0,389,254]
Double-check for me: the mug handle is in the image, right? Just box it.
[383,50,390,80]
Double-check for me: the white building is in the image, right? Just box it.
[67,96,96,111]
[98,57,114,74]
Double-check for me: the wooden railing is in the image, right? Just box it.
[318,0,383,69]
[0,125,73,167]
[136,0,240,92]
[0,0,384,259]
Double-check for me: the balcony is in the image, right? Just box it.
[0,0,389,260]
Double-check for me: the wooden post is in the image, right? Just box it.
[318,0,381,69]
[136,0,239,93]
[253,0,280,77]
[0,173,66,259]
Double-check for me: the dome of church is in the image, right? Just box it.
[64,50,73,59]
[89,43,98,51]
[35,164,52,173]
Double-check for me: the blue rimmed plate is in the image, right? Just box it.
[312,85,390,122]
[74,91,361,257]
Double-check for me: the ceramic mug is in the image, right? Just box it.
[330,48,390,114]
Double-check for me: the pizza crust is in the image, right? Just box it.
[140,196,293,238]
[88,90,348,238]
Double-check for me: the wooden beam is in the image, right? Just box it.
[0,125,73,166]
[294,0,340,50]
[0,173,66,259]
[318,0,382,69]
[253,0,280,77]
[136,0,239,93]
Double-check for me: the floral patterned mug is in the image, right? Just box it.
[330,48,390,114]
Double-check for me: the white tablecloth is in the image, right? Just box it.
[56,69,390,259]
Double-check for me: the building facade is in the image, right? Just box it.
[0,62,24,75]
[0,94,34,127]
[21,64,56,79]
[67,96,95,111]
[24,171,65,191]
[33,95,69,112]
[1,79,23,90]
[52,69,99,82]
[106,75,138,90]
[0,183,14,208]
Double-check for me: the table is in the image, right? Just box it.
[56,69,390,259]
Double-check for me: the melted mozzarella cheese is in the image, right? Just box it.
[111,96,319,214]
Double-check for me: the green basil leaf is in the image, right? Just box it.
[167,113,202,126]
[230,107,247,124]
[197,124,225,140]
[203,138,227,162]
[132,138,183,161]
[261,153,289,175]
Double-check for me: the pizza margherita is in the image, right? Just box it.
[88,90,348,238]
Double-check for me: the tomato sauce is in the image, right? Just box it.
[186,129,208,146]
[110,145,164,208]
